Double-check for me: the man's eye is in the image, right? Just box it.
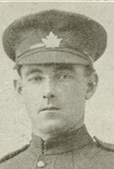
[61,75,69,79]
[28,76,43,82]
[56,73,71,80]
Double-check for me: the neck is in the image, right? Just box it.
[32,118,84,141]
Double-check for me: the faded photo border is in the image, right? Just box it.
[0,1,114,157]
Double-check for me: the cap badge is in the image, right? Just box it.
[30,32,62,49]
[42,32,62,48]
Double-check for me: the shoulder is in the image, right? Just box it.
[94,136,114,152]
[0,144,30,164]
[91,136,114,168]
[73,136,114,168]
[91,136,114,166]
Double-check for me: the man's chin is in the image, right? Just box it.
[35,120,66,137]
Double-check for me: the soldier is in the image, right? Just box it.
[0,9,114,169]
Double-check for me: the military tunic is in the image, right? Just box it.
[0,125,114,169]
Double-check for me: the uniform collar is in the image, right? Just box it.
[29,124,94,155]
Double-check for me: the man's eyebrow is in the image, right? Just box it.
[25,69,42,76]
[54,64,76,72]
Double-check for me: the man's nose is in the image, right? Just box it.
[43,78,55,100]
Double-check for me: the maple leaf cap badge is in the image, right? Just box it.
[41,32,62,48]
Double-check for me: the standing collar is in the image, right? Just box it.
[29,125,94,155]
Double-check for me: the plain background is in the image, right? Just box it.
[0,2,114,157]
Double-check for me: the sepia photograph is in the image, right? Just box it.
[0,2,114,168]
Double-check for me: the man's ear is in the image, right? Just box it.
[85,73,98,100]
[13,79,22,95]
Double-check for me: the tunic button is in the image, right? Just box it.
[37,161,45,168]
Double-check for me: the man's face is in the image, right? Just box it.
[18,63,93,137]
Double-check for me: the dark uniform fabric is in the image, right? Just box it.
[0,125,114,169]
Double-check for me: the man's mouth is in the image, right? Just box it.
[40,107,60,112]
